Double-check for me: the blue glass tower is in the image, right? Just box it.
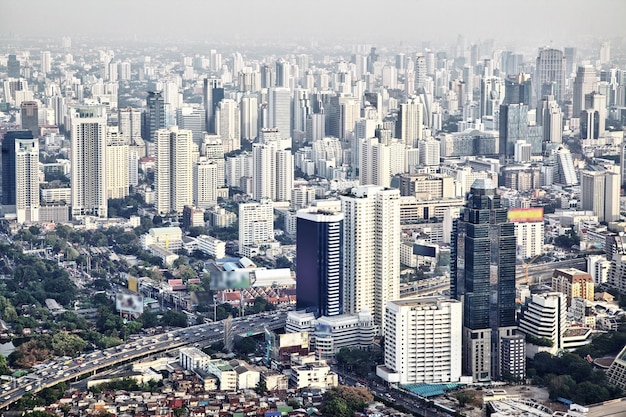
[296,210,344,317]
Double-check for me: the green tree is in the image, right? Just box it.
[455,391,474,407]
[255,379,267,395]
[235,337,256,355]
[323,396,350,417]
[0,355,11,375]
[160,310,188,327]
[140,311,159,328]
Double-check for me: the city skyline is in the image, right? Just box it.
[1,0,625,47]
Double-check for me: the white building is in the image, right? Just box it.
[13,135,40,223]
[377,297,462,385]
[341,185,400,336]
[588,254,610,285]
[197,235,226,259]
[290,357,338,390]
[513,221,544,259]
[518,292,567,357]
[106,128,129,200]
[70,105,107,218]
[238,198,276,257]
[155,127,194,215]
[215,99,240,153]
[193,158,221,209]
[179,347,211,371]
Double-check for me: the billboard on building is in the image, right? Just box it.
[278,332,309,349]
[115,293,144,314]
[508,207,544,223]
[413,243,437,257]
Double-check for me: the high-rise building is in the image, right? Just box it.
[504,73,532,106]
[414,55,426,92]
[296,209,344,317]
[70,105,108,218]
[518,292,567,356]
[564,47,576,76]
[275,59,290,88]
[193,158,220,209]
[251,139,293,202]
[118,107,142,144]
[554,147,578,186]
[537,96,563,144]
[240,94,259,143]
[480,77,504,117]
[451,179,517,381]
[360,137,391,188]
[106,128,129,200]
[535,48,566,104]
[552,268,594,307]
[215,99,240,153]
[20,101,39,137]
[581,92,606,141]
[499,104,529,158]
[176,105,205,148]
[1,130,39,223]
[573,66,599,116]
[268,87,292,140]
[238,198,275,256]
[580,169,620,222]
[203,78,224,134]
[142,91,165,141]
[341,185,400,336]
[377,297,462,385]
[41,51,51,76]
[7,54,20,78]
[155,127,194,215]
[396,96,423,147]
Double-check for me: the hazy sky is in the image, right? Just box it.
[1,0,625,46]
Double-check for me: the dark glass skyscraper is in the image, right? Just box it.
[296,210,344,317]
[203,78,224,134]
[2,130,34,209]
[499,103,528,158]
[142,91,165,141]
[451,179,516,381]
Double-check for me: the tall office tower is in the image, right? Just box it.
[396,97,423,147]
[378,297,462,385]
[193,158,220,209]
[240,94,259,143]
[306,113,326,143]
[580,169,620,222]
[251,141,293,202]
[341,185,400,336]
[176,105,205,148]
[7,54,20,78]
[425,50,436,76]
[238,67,259,92]
[471,44,480,66]
[514,140,532,163]
[118,61,131,81]
[129,149,139,187]
[203,78,224,134]
[20,101,39,137]
[503,73,532,106]
[554,147,578,186]
[538,96,563,143]
[142,91,165,142]
[480,77,504,118]
[70,105,107,219]
[367,47,379,73]
[268,87,292,140]
[155,127,194,215]
[118,107,142,144]
[215,99,241,153]
[1,130,39,223]
[414,55,426,92]
[535,48,566,104]
[238,198,274,255]
[451,179,516,381]
[292,88,311,141]
[418,138,440,166]
[41,51,51,76]
[360,138,391,188]
[573,66,599,116]
[105,128,129,200]
[499,104,529,158]
[260,64,275,89]
[564,47,576,76]
[395,53,406,72]
[581,92,606,141]
[599,41,611,65]
[275,59,290,88]
[296,209,344,317]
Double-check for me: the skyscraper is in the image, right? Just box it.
[499,104,529,158]
[215,99,240,153]
[1,130,39,223]
[296,209,344,317]
[580,169,620,222]
[70,105,107,218]
[396,96,423,147]
[238,198,275,256]
[451,179,516,381]
[581,92,606,141]
[535,48,566,104]
[573,65,599,116]
[106,128,129,200]
[203,78,224,134]
[240,93,259,143]
[538,95,563,144]
[41,51,51,76]
[142,91,165,141]
[7,54,20,78]
[155,126,194,215]
[503,73,532,106]
[20,101,39,137]
[341,185,400,336]
[268,87,292,140]
[414,55,426,92]
[118,107,142,144]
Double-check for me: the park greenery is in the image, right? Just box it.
[336,347,381,378]
[322,386,373,417]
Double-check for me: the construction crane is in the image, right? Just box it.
[520,254,541,285]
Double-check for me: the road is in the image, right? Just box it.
[516,258,587,285]
[0,311,287,409]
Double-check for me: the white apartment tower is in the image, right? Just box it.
[155,126,194,215]
[240,94,258,142]
[216,98,241,153]
[377,297,462,385]
[193,158,220,209]
[360,138,391,188]
[252,141,293,202]
[15,136,40,223]
[268,87,292,141]
[70,105,108,218]
[238,198,275,255]
[106,128,129,199]
[341,185,400,336]
[397,96,424,147]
